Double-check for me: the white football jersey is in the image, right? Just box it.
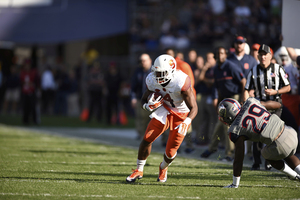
[146,70,190,113]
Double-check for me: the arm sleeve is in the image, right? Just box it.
[181,76,191,92]
[279,66,290,86]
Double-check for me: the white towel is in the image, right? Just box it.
[149,106,169,125]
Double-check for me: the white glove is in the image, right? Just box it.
[143,93,164,112]
[224,176,240,188]
[224,183,238,188]
[175,117,191,136]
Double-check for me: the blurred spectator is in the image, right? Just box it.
[67,69,79,116]
[251,43,260,63]
[119,80,132,121]
[244,42,250,55]
[105,62,123,125]
[274,46,292,66]
[285,47,300,67]
[279,53,299,130]
[178,1,193,28]
[175,31,190,50]
[227,36,257,77]
[161,15,179,35]
[130,1,283,56]
[159,31,176,50]
[20,59,40,125]
[208,0,225,15]
[177,51,185,61]
[284,47,300,127]
[41,66,56,115]
[193,54,217,145]
[2,65,20,115]
[234,0,251,24]
[187,49,197,71]
[206,51,217,67]
[87,61,105,122]
[196,21,214,45]
[53,61,70,115]
[131,53,152,139]
[201,46,246,161]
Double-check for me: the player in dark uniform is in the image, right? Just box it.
[218,97,300,188]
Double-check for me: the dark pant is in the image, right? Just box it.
[88,90,103,122]
[54,91,68,115]
[253,142,262,165]
[41,89,55,114]
[22,93,37,124]
[106,95,119,124]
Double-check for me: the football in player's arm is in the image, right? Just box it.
[218,97,300,188]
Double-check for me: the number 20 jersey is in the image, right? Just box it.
[146,70,190,113]
[228,97,284,145]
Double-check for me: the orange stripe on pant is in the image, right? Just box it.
[143,111,189,159]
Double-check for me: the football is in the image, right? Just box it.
[147,91,163,102]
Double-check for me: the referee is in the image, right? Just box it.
[243,44,291,170]
[244,44,290,116]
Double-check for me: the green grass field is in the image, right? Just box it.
[1,124,300,199]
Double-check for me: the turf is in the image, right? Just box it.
[0,124,299,199]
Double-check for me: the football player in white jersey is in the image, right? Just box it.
[218,97,300,188]
[126,54,198,183]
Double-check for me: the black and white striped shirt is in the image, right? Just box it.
[245,63,290,101]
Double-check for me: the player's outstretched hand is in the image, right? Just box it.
[224,183,238,188]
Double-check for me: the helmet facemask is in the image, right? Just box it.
[218,104,230,125]
[218,98,241,125]
[154,69,173,84]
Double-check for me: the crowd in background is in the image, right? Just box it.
[0,57,131,126]
[130,0,282,53]
[0,0,299,142]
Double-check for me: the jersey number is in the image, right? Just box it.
[163,94,175,107]
[242,104,270,134]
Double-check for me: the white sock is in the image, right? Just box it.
[160,159,171,169]
[280,163,298,178]
[294,164,300,175]
[137,159,146,172]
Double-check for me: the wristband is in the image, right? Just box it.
[233,175,240,186]
[277,90,279,95]
[183,117,192,125]
[142,103,148,111]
